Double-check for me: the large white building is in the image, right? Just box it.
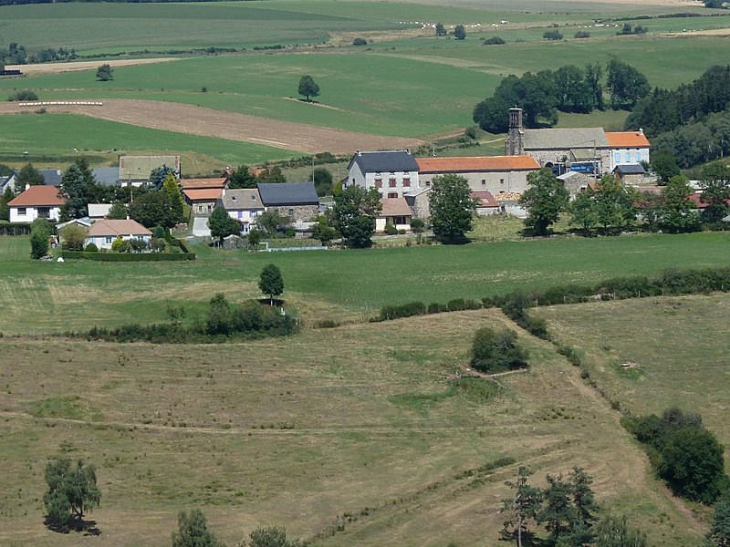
[345,150,420,198]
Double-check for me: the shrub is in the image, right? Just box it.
[574,31,590,38]
[410,218,425,233]
[427,302,447,314]
[447,298,467,311]
[8,89,39,101]
[470,327,528,373]
[384,223,398,235]
[483,36,506,45]
[84,242,98,252]
[352,37,368,46]
[543,30,563,40]
[379,301,427,320]
[111,237,130,253]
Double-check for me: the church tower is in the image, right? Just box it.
[506,107,524,156]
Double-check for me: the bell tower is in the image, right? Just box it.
[506,107,524,156]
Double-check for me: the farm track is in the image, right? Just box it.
[0,99,424,155]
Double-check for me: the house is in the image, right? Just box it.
[471,191,501,216]
[221,188,264,234]
[416,155,540,195]
[346,150,420,198]
[92,167,120,187]
[404,187,431,219]
[179,178,226,191]
[87,203,112,219]
[85,219,152,250]
[613,164,645,185]
[377,197,413,232]
[8,185,66,223]
[119,155,180,186]
[558,170,595,196]
[183,188,223,216]
[605,131,651,172]
[257,182,319,225]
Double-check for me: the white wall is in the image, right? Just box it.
[10,206,61,224]
[227,209,263,234]
[347,164,420,198]
[419,170,533,195]
[608,148,650,171]
[86,234,151,250]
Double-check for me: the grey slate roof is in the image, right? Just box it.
[614,164,645,175]
[257,182,319,206]
[348,150,419,173]
[39,169,63,187]
[222,189,264,210]
[93,167,120,187]
[523,128,607,150]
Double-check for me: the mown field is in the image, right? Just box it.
[0,306,706,546]
[1,231,730,334]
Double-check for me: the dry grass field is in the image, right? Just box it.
[0,307,705,546]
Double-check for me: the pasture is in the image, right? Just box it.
[0,306,704,546]
[1,231,730,334]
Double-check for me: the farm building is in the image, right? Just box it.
[416,155,539,196]
[613,164,646,185]
[346,150,420,199]
[471,191,501,216]
[85,219,152,250]
[8,185,66,223]
[119,155,180,186]
[377,197,413,232]
[221,188,264,234]
[258,182,319,225]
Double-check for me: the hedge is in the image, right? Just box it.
[62,250,196,261]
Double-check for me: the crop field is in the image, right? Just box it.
[1,231,730,335]
[0,307,704,546]
[534,294,730,451]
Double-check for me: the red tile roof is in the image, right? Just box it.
[87,219,151,237]
[605,131,651,148]
[417,155,540,173]
[380,197,412,217]
[179,178,226,189]
[183,188,223,201]
[8,185,66,207]
[471,191,499,208]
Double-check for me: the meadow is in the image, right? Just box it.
[1,231,730,334]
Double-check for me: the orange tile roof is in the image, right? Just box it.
[87,219,152,237]
[605,131,651,148]
[179,178,226,189]
[9,185,66,207]
[417,155,540,173]
[183,188,223,201]
[380,197,412,217]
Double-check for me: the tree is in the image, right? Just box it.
[30,218,52,259]
[470,327,528,373]
[352,37,368,46]
[44,457,101,530]
[312,167,333,197]
[698,163,730,223]
[259,263,284,305]
[129,190,177,228]
[172,509,224,547]
[520,168,569,236]
[227,165,257,189]
[553,65,593,113]
[660,175,700,233]
[435,22,447,36]
[606,59,650,109]
[429,174,477,243]
[162,173,184,224]
[543,29,563,40]
[585,62,605,110]
[311,214,336,244]
[651,150,681,183]
[569,189,598,235]
[705,0,724,7]
[298,75,320,102]
[569,467,598,530]
[593,176,636,233]
[332,185,381,248]
[594,516,647,547]
[107,201,128,220]
[96,63,113,81]
[149,165,176,189]
[208,205,240,244]
[257,210,287,236]
[60,223,88,251]
[501,467,542,547]
[453,24,466,40]
[248,525,295,547]
[59,157,95,220]
[706,496,730,547]
[16,162,45,188]
[538,474,577,542]
[256,165,286,184]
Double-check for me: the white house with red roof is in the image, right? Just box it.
[85,219,152,250]
[377,197,413,232]
[8,185,66,223]
[605,131,651,172]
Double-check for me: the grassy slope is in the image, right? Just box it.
[0,308,702,546]
[1,231,730,334]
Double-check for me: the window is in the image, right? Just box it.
[481,179,486,186]
[388,192,398,199]
[403,178,410,187]
[105,237,112,244]
[389,178,397,187]
[17,207,26,215]
[425,181,431,187]
[500,178,505,185]
[615,152,620,163]
[38,207,50,219]
[288,209,294,218]
[394,216,407,225]
[375,178,382,188]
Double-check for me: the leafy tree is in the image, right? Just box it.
[660,175,700,233]
[520,168,569,236]
[606,59,650,109]
[569,189,598,235]
[453,24,466,40]
[332,185,381,248]
[651,150,681,183]
[0,185,15,221]
[706,496,730,547]
[227,165,257,189]
[312,167,333,197]
[429,173,477,243]
[247,228,262,249]
[60,157,95,220]
[207,293,232,335]
[149,165,176,189]
[352,37,367,46]
[298,75,320,102]
[435,22,447,36]
[585,62,605,110]
[594,516,647,547]
[171,509,224,547]
[129,190,177,228]
[311,214,336,244]
[699,163,730,223]
[543,29,563,40]
[553,65,593,113]
[501,467,542,547]
[256,165,286,184]
[60,223,88,250]
[162,173,184,224]
[256,210,287,236]
[593,176,636,233]
[107,201,128,219]
[208,205,240,244]
[248,525,295,547]
[16,162,45,188]
[44,457,101,530]
[95,63,113,81]
[470,327,528,373]
[259,263,284,305]
[473,94,513,133]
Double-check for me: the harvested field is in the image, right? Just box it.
[0,99,422,155]
[5,58,181,75]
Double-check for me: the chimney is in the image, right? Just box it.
[639,128,644,135]
[25,183,30,191]
[357,150,362,156]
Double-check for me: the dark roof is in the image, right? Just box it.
[38,169,62,187]
[349,150,418,174]
[257,182,319,206]
[93,167,120,187]
[614,164,645,175]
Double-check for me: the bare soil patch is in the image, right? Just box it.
[0,99,422,155]
[5,57,181,75]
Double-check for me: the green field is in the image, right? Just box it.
[1,231,730,334]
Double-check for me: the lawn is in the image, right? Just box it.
[1,231,730,334]
[0,308,703,546]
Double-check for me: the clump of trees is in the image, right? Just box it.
[331,185,381,248]
[470,327,528,373]
[428,173,477,243]
[44,456,101,531]
[569,176,637,235]
[616,23,648,35]
[7,89,38,101]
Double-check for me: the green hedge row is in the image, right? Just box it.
[62,250,196,261]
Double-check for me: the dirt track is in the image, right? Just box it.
[0,99,423,155]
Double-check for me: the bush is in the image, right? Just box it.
[543,30,564,40]
[8,89,38,101]
[62,250,196,261]
[84,242,98,252]
[352,37,368,46]
[574,31,590,38]
[470,327,528,373]
[379,301,427,321]
[384,223,398,235]
[410,218,425,233]
[483,36,506,45]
